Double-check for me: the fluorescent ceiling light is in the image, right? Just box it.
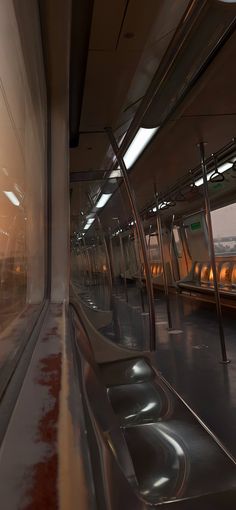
[123,127,159,170]
[3,191,20,206]
[195,161,233,187]
[84,218,95,230]
[218,162,233,173]
[109,169,122,178]
[96,193,112,208]
[152,206,157,212]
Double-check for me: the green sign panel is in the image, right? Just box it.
[190,221,201,231]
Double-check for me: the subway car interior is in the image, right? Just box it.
[2,0,236,508]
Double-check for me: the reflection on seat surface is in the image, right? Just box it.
[100,357,154,386]
[107,380,170,426]
[124,424,186,503]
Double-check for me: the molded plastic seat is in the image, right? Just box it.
[124,424,186,504]
[232,264,236,291]
[193,262,202,283]
[107,380,170,426]
[200,262,211,286]
[84,362,138,488]
[99,357,154,387]
[220,262,233,288]
[178,260,236,299]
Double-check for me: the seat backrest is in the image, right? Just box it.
[208,262,221,286]
[200,262,210,284]
[83,361,137,486]
[231,264,236,288]
[193,262,202,282]
[71,306,97,369]
[219,262,233,287]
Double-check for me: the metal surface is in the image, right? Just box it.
[124,416,236,505]
[116,219,128,303]
[87,193,113,308]
[169,214,180,282]
[82,235,92,284]
[107,380,170,427]
[99,357,154,387]
[198,142,230,363]
[155,192,173,329]
[78,317,236,507]
[106,127,156,351]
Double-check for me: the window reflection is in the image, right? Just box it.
[0,2,46,368]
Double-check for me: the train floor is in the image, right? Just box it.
[152,292,236,460]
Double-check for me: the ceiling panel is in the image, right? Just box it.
[71,0,191,184]
[94,27,236,229]
[79,50,141,131]
[70,132,109,172]
[89,0,127,51]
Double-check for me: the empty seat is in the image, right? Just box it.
[177,260,236,300]
[208,262,221,287]
[220,262,233,288]
[107,380,169,427]
[193,262,202,284]
[84,362,138,488]
[100,357,154,387]
[200,262,211,285]
[232,264,236,290]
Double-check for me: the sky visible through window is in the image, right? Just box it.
[211,203,236,254]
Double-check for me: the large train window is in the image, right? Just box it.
[211,203,236,255]
[0,3,47,372]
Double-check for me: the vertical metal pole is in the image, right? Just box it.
[87,194,113,309]
[82,235,92,285]
[106,127,156,351]
[198,142,230,363]
[133,222,145,312]
[155,193,172,330]
[169,214,179,282]
[117,220,128,303]
[181,227,190,274]
[108,228,115,283]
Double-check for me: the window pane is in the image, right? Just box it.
[211,203,236,255]
[0,2,46,365]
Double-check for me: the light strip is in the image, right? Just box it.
[84,218,95,231]
[195,161,233,187]
[3,191,20,206]
[109,169,122,178]
[123,127,159,170]
[96,193,112,208]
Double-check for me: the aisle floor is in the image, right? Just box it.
[152,293,236,458]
